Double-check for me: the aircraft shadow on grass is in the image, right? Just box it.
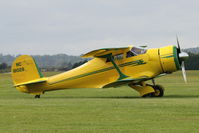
[40,95,199,99]
[163,95,199,99]
[38,96,140,99]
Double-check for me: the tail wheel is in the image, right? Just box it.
[152,85,164,97]
[35,95,40,98]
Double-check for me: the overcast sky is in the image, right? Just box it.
[0,0,199,55]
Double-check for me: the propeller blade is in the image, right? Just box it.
[181,61,187,83]
[176,35,181,53]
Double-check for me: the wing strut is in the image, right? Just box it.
[102,54,128,80]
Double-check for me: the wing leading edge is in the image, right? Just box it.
[81,47,131,58]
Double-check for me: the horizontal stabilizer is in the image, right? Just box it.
[14,77,47,87]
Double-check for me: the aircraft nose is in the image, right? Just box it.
[179,52,189,62]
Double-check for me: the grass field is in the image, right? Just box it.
[0,71,199,133]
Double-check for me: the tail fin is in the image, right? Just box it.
[11,55,44,86]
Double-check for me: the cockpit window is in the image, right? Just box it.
[131,47,147,55]
[126,51,135,58]
[126,47,147,58]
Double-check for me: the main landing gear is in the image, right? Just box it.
[142,85,164,97]
[152,85,164,97]
[129,79,165,98]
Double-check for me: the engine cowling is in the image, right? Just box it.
[159,45,180,73]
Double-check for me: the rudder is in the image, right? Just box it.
[11,55,43,86]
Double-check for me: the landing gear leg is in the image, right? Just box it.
[152,79,156,86]
[129,82,155,97]
[35,95,40,98]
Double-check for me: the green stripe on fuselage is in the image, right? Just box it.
[161,55,174,58]
[48,59,147,85]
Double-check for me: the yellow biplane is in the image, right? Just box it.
[11,39,189,98]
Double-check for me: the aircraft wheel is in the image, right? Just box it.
[35,95,40,98]
[152,85,164,97]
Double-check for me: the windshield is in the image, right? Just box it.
[130,47,147,55]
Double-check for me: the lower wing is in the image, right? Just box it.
[102,76,151,88]
[102,73,168,88]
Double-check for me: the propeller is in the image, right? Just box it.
[176,35,181,53]
[176,36,189,83]
[181,61,187,83]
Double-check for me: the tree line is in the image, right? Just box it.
[0,54,88,73]
[185,53,199,70]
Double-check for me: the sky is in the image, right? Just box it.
[0,0,199,55]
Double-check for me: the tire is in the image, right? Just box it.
[152,85,164,97]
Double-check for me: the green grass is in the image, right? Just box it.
[0,71,199,133]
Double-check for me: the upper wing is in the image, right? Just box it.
[81,47,131,58]
[102,76,151,88]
